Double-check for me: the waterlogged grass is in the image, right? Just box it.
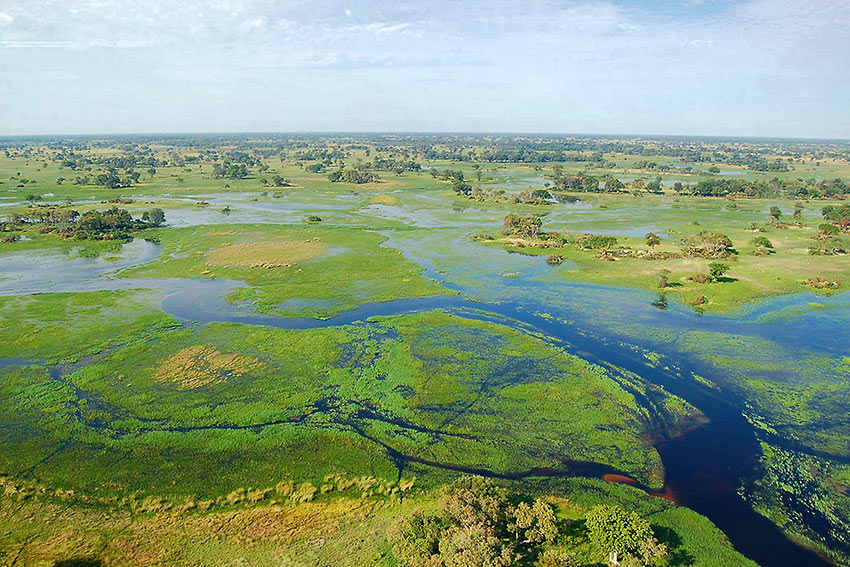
[489,194,850,312]
[0,311,694,504]
[746,443,850,563]
[550,478,757,567]
[0,289,176,363]
[673,331,850,458]
[0,229,128,257]
[121,224,450,318]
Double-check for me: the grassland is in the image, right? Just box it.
[119,224,450,318]
[0,476,757,567]
[482,193,850,312]
[2,134,850,566]
[0,298,696,505]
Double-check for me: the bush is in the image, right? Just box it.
[682,231,735,258]
[577,234,618,250]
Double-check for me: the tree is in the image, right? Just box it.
[584,505,665,566]
[682,231,735,258]
[644,232,661,251]
[438,523,513,567]
[141,208,166,227]
[708,262,730,282]
[502,214,543,239]
[818,223,840,236]
[395,477,560,567]
[509,500,558,545]
[768,206,782,221]
[394,512,444,566]
[656,269,671,289]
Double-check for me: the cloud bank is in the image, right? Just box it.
[1,0,848,137]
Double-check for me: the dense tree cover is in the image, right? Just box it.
[681,232,736,258]
[395,478,667,567]
[502,214,544,239]
[327,168,378,184]
[822,204,850,227]
[547,171,850,198]
[394,477,559,567]
[212,162,250,179]
[584,505,666,566]
[3,133,849,170]
[2,207,164,240]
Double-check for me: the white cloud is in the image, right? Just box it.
[0,0,848,136]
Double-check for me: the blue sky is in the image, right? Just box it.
[1,0,848,137]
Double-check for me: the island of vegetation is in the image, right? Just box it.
[1,133,848,567]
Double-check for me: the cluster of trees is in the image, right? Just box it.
[822,204,850,227]
[394,477,666,567]
[2,207,164,240]
[513,189,555,205]
[502,214,544,239]
[327,169,378,184]
[212,162,250,179]
[683,177,849,198]
[809,205,850,255]
[681,232,736,258]
[260,175,290,187]
[547,171,850,199]
[368,157,422,173]
[548,172,628,194]
[430,169,474,195]
[577,234,619,251]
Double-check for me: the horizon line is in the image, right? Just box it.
[2,130,850,144]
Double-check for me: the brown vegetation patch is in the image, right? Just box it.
[155,345,262,390]
[369,194,398,206]
[206,240,326,268]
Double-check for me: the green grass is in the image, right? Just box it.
[0,289,176,363]
[119,224,450,318]
[0,310,696,503]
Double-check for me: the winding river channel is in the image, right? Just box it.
[1,233,846,567]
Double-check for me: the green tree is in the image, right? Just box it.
[502,214,543,239]
[141,208,166,227]
[644,232,661,251]
[768,206,782,221]
[585,505,665,566]
[438,524,513,567]
[509,500,558,545]
[750,236,773,248]
[708,262,730,282]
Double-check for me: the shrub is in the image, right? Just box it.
[682,231,735,258]
[577,234,618,250]
[750,236,773,248]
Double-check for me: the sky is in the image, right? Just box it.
[0,0,848,138]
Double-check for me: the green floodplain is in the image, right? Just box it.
[0,134,849,567]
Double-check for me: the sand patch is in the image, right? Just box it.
[156,345,262,390]
[207,240,325,268]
